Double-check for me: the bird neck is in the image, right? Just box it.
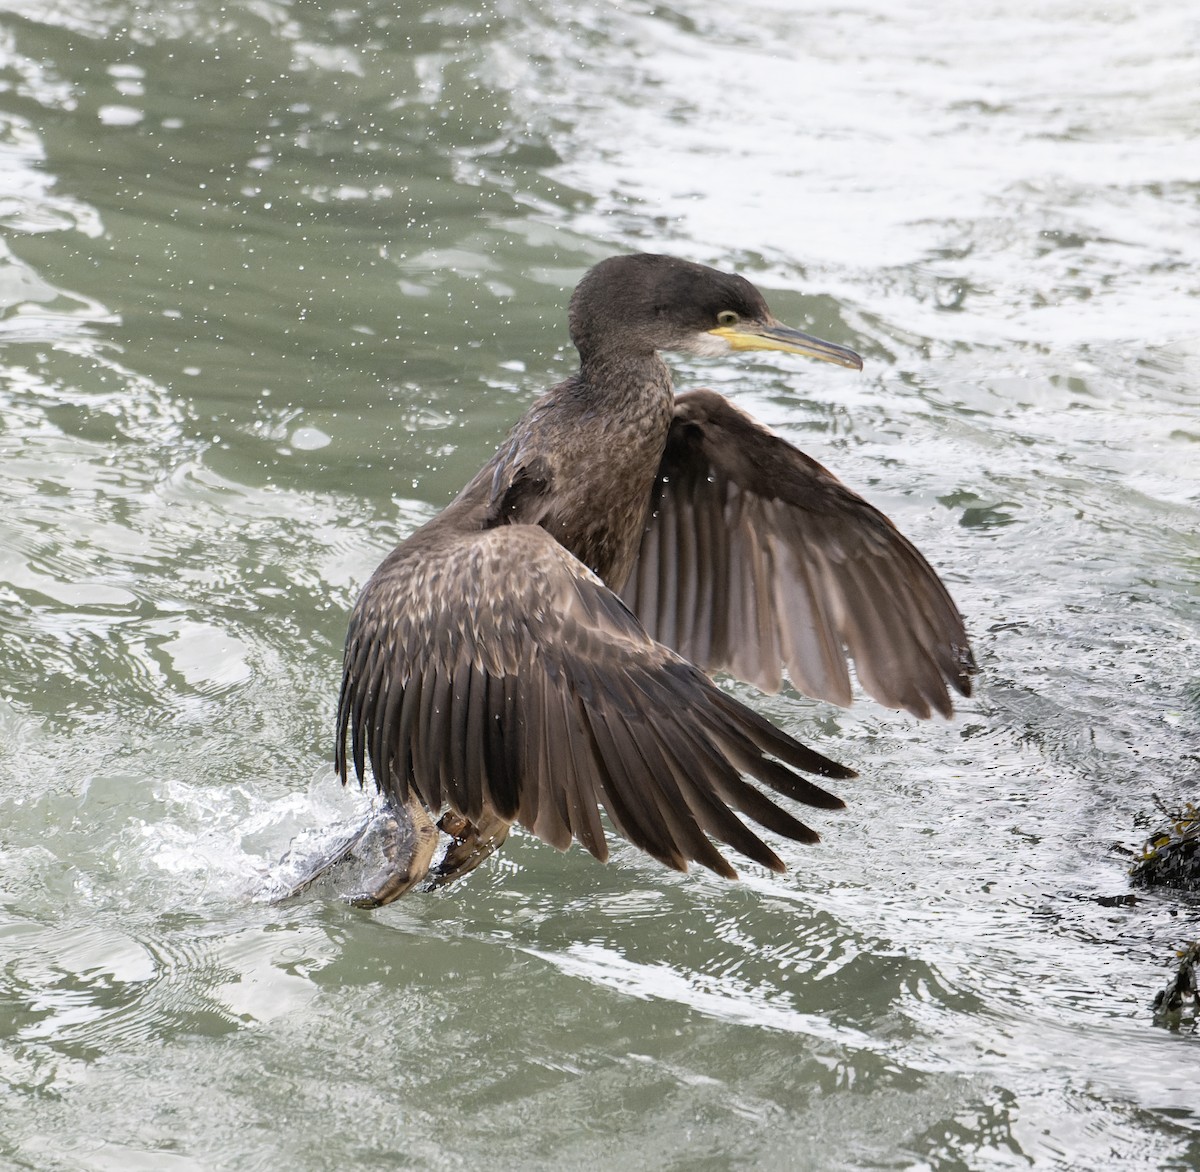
[439,347,677,589]
[575,347,672,407]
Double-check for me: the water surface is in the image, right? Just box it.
[1,1,1198,1168]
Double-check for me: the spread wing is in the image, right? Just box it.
[335,524,852,879]
[620,389,975,718]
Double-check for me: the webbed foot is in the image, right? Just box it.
[347,791,440,907]
[428,809,511,889]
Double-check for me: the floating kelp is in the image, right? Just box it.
[1152,943,1200,1029]
[1130,800,1200,891]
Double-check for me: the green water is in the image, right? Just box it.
[1,1,1198,1168]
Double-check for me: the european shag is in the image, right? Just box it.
[318,253,974,905]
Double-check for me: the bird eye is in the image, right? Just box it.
[716,310,739,327]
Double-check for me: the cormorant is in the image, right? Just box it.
[316,253,974,905]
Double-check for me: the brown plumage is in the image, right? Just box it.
[332,253,974,902]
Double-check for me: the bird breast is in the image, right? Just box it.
[545,392,674,588]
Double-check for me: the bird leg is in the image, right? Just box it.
[347,790,440,908]
[428,809,511,889]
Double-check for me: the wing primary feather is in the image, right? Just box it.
[575,673,672,861]
[705,476,731,669]
[679,498,699,654]
[712,726,846,811]
[501,672,523,815]
[367,660,395,792]
[596,706,690,872]
[482,672,520,820]
[519,667,571,849]
[537,670,573,849]
[661,661,856,782]
[375,664,405,796]
[393,667,423,797]
[634,507,659,634]
[654,490,673,650]
[622,666,794,872]
[575,696,675,865]
[772,539,853,707]
[447,652,475,817]
[656,720,788,873]
[461,656,488,820]
[838,563,934,718]
[516,669,542,832]
[854,551,958,718]
[335,665,353,784]
[553,685,609,860]
[414,655,445,811]
[696,746,821,846]
[348,644,376,783]
[617,713,740,878]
